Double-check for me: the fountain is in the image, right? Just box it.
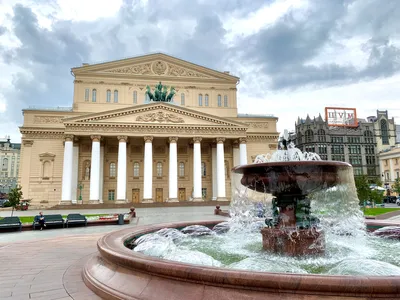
[83,131,400,299]
[232,132,351,256]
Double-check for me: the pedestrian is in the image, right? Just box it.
[38,212,46,230]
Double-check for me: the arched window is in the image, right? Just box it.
[106,90,111,102]
[179,162,185,177]
[109,162,116,178]
[43,161,51,179]
[133,91,137,104]
[217,95,222,107]
[205,94,209,106]
[181,93,185,105]
[83,160,91,180]
[317,129,326,142]
[201,162,206,177]
[198,94,203,106]
[2,158,8,170]
[133,162,140,177]
[305,129,314,143]
[224,95,228,107]
[114,90,118,103]
[156,162,163,177]
[92,89,97,102]
[381,120,389,145]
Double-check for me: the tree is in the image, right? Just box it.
[7,185,23,216]
[370,189,384,204]
[354,175,370,204]
[392,178,400,196]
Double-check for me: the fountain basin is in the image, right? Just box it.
[83,220,400,299]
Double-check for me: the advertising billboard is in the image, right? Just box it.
[325,107,357,127]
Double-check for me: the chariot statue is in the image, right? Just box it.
[145,82,175,102]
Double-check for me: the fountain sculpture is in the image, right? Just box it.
[233,131,351,255]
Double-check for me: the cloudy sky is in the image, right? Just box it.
[0,0,399,142]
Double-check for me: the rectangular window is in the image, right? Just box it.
[353,167,363,176]
[224,95,228,107]
[217,95,221,107]
[331,136,344,143]
[108,190,115,201]
[331,145,344,154]
[349,155,362,165]
[198,94,203,106]
[92,89,97,102]
[114,90,118,103]
[367,167,376,176]
[85,88,89,101]
[133,91,137,104]
[205,94,209,106]
[318,144,327,154]
[331,155,345,162]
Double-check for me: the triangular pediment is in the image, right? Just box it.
[71,53,239,83]
[63,103,247,127]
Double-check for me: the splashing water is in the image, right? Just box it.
[128,136,400,276]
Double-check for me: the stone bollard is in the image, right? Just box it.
[214,205,221,215]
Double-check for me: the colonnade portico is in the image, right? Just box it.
[60,134,248,204]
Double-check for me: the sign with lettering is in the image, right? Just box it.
[325,107,357,127]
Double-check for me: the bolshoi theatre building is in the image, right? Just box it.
[18,53,279,207]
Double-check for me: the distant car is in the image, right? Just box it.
[383,196,397,204]
[0,199,9,207]
[396,197,400,206]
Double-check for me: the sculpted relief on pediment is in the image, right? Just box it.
[136,111,184,123]
[103,60,212,79]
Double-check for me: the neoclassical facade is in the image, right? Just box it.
[19,53,278,207]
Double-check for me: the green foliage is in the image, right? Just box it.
[370,189,384,204]
[354,175,370,204]
[370,177,383,187]
[392,178,400,195]
[7,185,23,216]
[354,175,385,205]
[145,82,175,102]
[364,208,400,216]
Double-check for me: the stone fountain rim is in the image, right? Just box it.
[232,160,352,174]
[87,220,400,297]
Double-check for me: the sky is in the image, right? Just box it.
[0,0,400,143]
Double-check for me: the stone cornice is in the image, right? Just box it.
[246,135,279,142]
[64,123,247,137]
[65,103,247,127]
[20,129,65,139]
[73,80,236,90]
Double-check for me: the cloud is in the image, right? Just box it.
[0,0,399,142]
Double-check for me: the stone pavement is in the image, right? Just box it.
[0,207,228,300]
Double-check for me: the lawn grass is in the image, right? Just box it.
[1,214,109,224]
[363,207,400,216]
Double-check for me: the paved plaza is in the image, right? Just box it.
[0,206,229,300]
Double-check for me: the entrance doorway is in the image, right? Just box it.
[132,189,140,203]
[156,188,163,202]
[179,188,186,201]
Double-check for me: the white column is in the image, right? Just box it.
[143,136,153,202]
[89,135,101,202]
[216,137,226,200]
[168,136,178,202]
[61,135,74,203]
[117,136,128,202]
[239,137,248,165]
[71,143,79,204]
[192,137,203,201]
[389,159,395,186]
[211,144,217,200]
[233,142,240,167]
[99,144,105,203]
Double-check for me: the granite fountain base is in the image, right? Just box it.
[83,220,400,299]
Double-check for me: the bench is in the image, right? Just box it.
[33,214,64,230]
[0,217,22,231]
[66,214,87,228]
